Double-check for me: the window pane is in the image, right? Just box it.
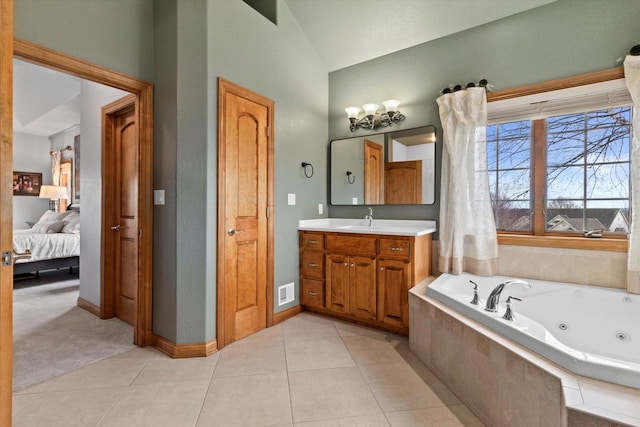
[496,201,531,231]
[548,113,585,133]
[546,201,585,232]
[486,124,497,141]
[487,140,497,170]
[585,200,630,234]
[586,128,630,163]
[497,137,530,169]
[586,163,629,199]
[587,107,631,128]
[496,169,530,200]
[547,132,584,166]
[497,121,530,139]
[547,166,584,199]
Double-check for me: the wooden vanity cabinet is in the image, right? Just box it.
[299,230,432,334]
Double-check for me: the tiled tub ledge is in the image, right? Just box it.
[409,278,640,427]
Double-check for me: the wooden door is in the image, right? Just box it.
[384,160,422,204]
[377,258,411,328]
[326,254,350,314]
[364,140,383,204]
[218,79,274,346]
[103,96,138,326]
[349,255,377,320]
[0,0,12,421]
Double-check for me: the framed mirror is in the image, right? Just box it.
[330,125,436,205]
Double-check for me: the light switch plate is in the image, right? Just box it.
[288,193,296,205]
[154,190,165,205]
[318,203,323,214]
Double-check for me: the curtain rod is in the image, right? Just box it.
[50,145,73,156]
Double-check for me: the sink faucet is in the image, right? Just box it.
[365,207,373,227]
[484,280,530,312]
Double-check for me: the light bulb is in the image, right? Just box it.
[362,104,379,117]
[382,100,400,113]
[345,106,361,119]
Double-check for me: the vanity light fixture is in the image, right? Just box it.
[345,100,405,132]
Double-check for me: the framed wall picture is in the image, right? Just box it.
[73,134,80,202]
[13,172,42,196]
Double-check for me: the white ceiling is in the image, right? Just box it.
[285,0,557,72]
[13,59,81,137]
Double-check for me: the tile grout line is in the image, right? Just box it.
[193,350,222,427]
[282,326,296,426]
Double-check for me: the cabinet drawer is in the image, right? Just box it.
[300,233,325,250]
[379,238,411,260]
[301,250,324,279]
[326,234,376,256]
[301,279,324,309]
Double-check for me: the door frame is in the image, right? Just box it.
[216,78,274,349]
[13,39,154,347]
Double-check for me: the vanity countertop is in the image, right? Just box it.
[298,218,437,237]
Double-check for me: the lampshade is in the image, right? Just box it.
[39,185,69,200]
[362,104,379,117]
[345,106,362,119]
[382,100,401,113]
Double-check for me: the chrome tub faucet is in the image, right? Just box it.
[484,279,531,312]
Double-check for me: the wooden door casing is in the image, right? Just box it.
[217,79,274,348]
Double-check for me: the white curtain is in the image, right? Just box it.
[625,54,640,294]
[51,151,61,186]
[437,87,498,276]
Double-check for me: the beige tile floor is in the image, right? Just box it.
[13,312,485,427]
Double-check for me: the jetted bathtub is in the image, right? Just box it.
[425,273,640,389]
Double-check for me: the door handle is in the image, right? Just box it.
[111,225,121,231]
[227,227,245,236]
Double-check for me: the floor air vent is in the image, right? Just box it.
[278,282,294,306]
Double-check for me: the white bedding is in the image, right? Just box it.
[13,229,80,263]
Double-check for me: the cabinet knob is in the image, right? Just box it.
[350,263,354,268]
[380,267,384,271]
[343,262,348,267]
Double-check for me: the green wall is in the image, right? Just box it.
[328,0,640,223]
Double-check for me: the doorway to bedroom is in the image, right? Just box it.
[9,40,154,392]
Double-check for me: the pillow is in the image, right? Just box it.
[31,220,65,234]
[61,212,80,234]
[35,210,73,225]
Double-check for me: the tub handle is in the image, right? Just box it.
[468,280,480,306]
[502,296,522,321]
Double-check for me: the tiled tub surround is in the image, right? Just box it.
[429,243,628,290]
[410,279,640,427]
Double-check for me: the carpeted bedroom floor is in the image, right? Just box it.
[12,270,135,391]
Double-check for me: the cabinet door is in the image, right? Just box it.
[349,256,377,320]
[326,254,350,314]
[377,258,411,328]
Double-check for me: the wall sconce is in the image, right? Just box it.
[345,100,405,132]
[39,185,69,212]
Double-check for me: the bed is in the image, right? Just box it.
[13,207,80,277]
